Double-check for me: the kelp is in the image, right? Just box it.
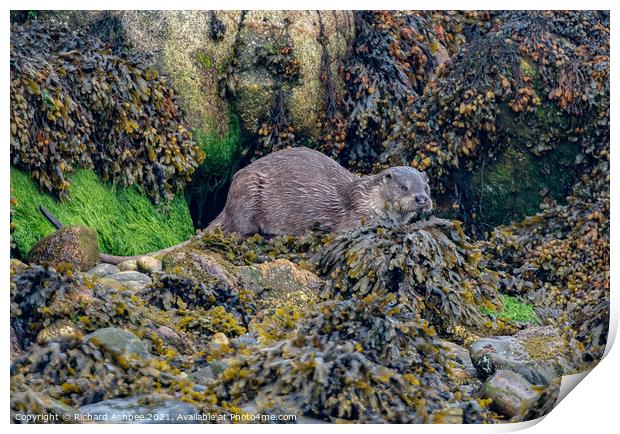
[216,294,495,423]
[317,217,502,335]
[10,21,204,203]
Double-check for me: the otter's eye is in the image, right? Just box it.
[401,185,409,192]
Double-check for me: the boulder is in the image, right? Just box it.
[469,326,573,384]
[88,263,120,277]
[47,11,354,142]
[237,258,321,313]
[163,247,238,288]
[479,370,538,418]
[27,225,99,271]
[155,326,196,355]
[85,327,149,361]
[78,395,198,424]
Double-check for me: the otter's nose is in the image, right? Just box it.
[415,194,431,206]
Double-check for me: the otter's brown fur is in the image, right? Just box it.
[208,147,432,237]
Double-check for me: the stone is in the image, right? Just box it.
[27,225,99,271]
[480,370,538,418]
[78,395,199,424]
[155,326,196,354]
[137,256,162,273]
[108,271,152,288]
[440,340,478,377]
[469,326,573,384]
[85,327,149,361]
[237,258,321,313]
[163,247,238,288]
[88,263,121,277]
[208,332,230,353]
[188,360,228,385]
[118,259,138,272]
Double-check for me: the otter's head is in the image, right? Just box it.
[374,167,433,214]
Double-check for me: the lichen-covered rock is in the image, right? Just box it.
[237,258,321,313]
[88,263,121,278]
[479,370,538,418]
[27,225,99,271]
[78,395,199,424]
[469,326,574,384]
[85,327,149,361]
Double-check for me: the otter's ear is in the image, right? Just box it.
[421,171,429,183]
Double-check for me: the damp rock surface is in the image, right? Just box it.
[27,225,99,271]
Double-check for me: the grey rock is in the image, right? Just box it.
[480,370,538,418]
[441,339,478,377]
[79,395,199,424]
[88,263,121,277]
[189,360,228,384]
[85,327,149,361]
[108,271,152,285]
[469,326,571,384]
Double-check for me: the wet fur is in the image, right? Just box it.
[209,147,432,237]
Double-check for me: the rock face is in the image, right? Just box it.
[27,225,99,271]
[480,370,539,418]
[48,11,354,141]
[237,258,321,312]
[85,328,149,361]
[79,395,198,424]
[469,326,573,384]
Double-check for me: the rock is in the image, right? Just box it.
[233,11,355,141]
[36,319,83,345]
[85,327,149,361]
[155,326,196,354]
[10,258,28,274]
[94,276,129,291]
[88,263,121,277]
[163,247,238,288]
[108,271,152,290]
[27,225,99,271]
[237,258,321,313]
[10,326,21,359]
[137,256,162,273]
[78,395,198,424]
[469,326,573,384]
[11,389,79,423]
[118,259,138,272]
[49,11,354,142]
[480,370,538,418]
[440,340,478,377]
[189,360,228,384]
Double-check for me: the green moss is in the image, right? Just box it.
[185,113,242,227]
[11,167,194,257]
[483,294,538,323]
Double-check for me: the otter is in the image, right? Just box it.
[40,147,432,264]
[207,147,432,237]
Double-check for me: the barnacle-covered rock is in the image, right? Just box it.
[469,326,575,384]
[27,226,99,272]
[317,217,502,334]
